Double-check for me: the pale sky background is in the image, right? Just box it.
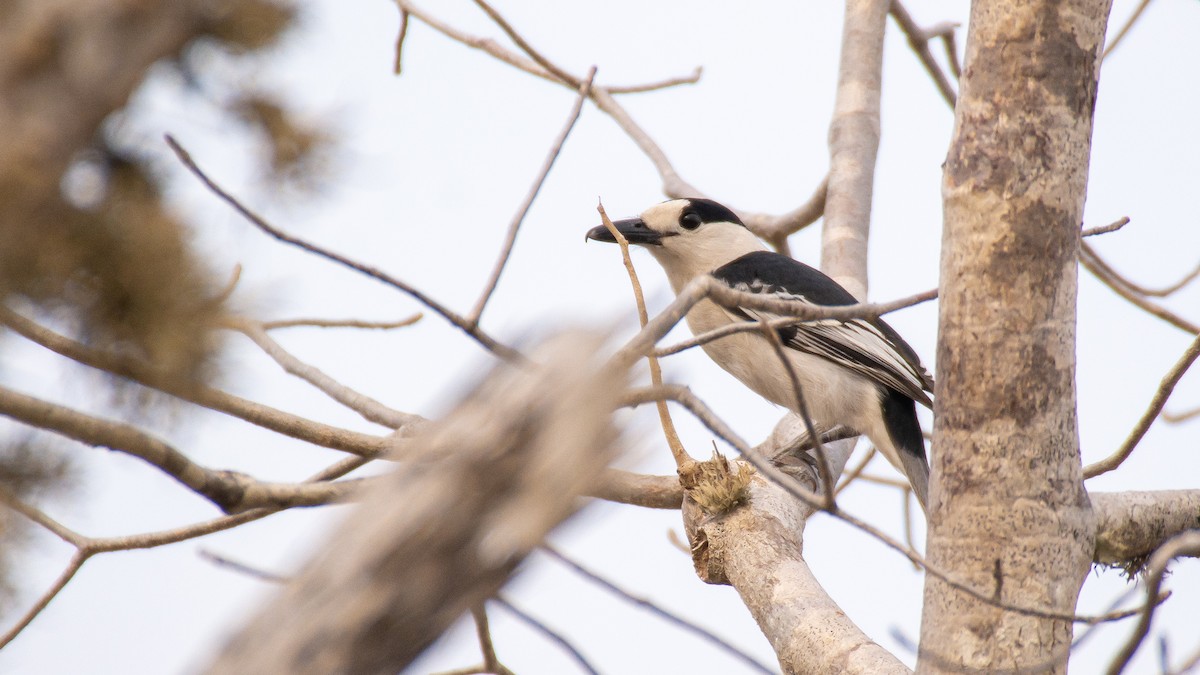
[2,0,1199,673]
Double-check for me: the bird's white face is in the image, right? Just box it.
[588,198,766,292]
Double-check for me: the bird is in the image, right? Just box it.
[586,197,934,509]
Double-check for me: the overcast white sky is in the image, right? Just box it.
[2,0,1199,673]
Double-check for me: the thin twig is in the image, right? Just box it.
[1103,0,1154,61]
[758,322,834,508]
[468,68,596,326]
[1107,531,1200,675]
[0,485,87,547]
[469,605,513,675]
[199,549,288,583]
[471,0,578,86]
[261,314,423,330]
[0,453,366,648]
[393,5,410,74]
[1084,332,1200,479]
[165,135,522,363]
[616,275,938,369]
[397,0,824,244]
[1082,216,1131,238]
[493,596,600,675]
[834,445,877,495]
[1079,244,1200,335]
[229,316,423,430]
[888,1,958,107]
[0,383,359,513]
[599,200,691,467]
[211,263,243,304]
[0,306,387,456]
[1161,405,1200,424]
[541,546,776,674]
[0,550,88,649]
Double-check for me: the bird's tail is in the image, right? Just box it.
[880,389,930,512]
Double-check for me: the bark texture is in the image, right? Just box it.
[205,333,625,675]
[920,1,1112,672]
[1092,490,1200,565]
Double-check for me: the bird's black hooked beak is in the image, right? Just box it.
[585,218,668,246]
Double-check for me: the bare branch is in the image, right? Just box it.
[835,445,878,495]
[1161,405,1199,424]
[0,306,387,456]
[541,546,776,674]
[397,0,824,245]
[758,321,835,508]
[0,383,359,514]
[1106,531,1200,675]
[229,317,423,430]
[744,176,829,256]
[1084,332,1200,479]
[165,135,523,363]
[394,0,697,95]
[1102,0,1154,61]
[494,596,600,675]
[468,68,596,326]
[393,5,410,74]
[199,549,288,583]
[1082,216,1130,238]
[261,314,423,330]
[1092,490,1200,565]
[590,469,682,509]
[0,550,87,650]
[889,1,958,107]
[1079,244,1200,335]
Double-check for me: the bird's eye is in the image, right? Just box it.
[680,211,703,230]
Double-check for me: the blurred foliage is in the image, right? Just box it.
[0,434,73,604]
[0,0,331,604]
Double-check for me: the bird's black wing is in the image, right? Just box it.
[710,251,934,407]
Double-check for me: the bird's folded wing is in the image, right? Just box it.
[727,301,933,408]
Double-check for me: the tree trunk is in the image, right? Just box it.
[920,1,1112,672]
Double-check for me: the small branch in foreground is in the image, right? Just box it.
[468,67,596,326]
[493,596,600,675]
[541,546,776,674]
[1106,530,1200,675]
[599,200,691,468]
[165,135,522,363]
[199,549,288,583]
[758,321,835,508]
[1084,332,1200,479]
